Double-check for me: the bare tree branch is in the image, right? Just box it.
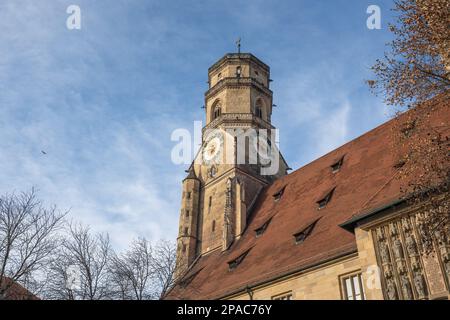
[43,222,114,300]
[0,188,66,299]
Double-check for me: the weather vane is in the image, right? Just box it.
[236,37,241,54]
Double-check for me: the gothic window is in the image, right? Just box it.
[331,156,344,173]
[272,292,293,300]
[236,66,241,78]
[255,217,273,237]
[341,273,365,300]
[212,220,216,232]
[184,227,188,236]
[317,187,335,209]
[186,192,191,199]
[228,248,251,271]
[293,219,319,244]
[208,196,212,207]
[256,106,262,118]
[185,210,190,218]
[255,99,264,118]
[213,104,222,120]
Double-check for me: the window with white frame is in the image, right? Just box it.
[271,291,293,300]
[341,273,365,300]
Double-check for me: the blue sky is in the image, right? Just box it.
[0,0,397,249]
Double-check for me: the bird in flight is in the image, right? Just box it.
[41,150,47,155]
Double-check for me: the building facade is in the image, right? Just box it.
[176,53,289,269]
[167,52,450,300]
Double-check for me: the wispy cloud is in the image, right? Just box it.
[314,100,351,156]
[0,0,396,250]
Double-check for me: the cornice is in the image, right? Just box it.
[177,235,198,241]
[202,113,274,134]
[201,166,270,189]
[208,53,270,74]
[205,77,272,100]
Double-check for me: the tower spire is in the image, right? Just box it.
[175,52,289,260]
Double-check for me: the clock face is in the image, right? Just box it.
[203,132,223,165]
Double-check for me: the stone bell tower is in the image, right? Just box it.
[176,52,289,271]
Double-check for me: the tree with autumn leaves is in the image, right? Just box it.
[368,0,449,250]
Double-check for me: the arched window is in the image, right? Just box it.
[256,106,262,118]
[212,220,216,232]
[214,106,221,119]
[255,99,263,118]
[236,66,241,78]
[213,104,222,120]
[212,100,222,120]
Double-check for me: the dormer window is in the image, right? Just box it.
[228,249,251,271]
[317,188,335,209]
[255,217,273,237]
[179,268,203,288]
[293,219,319,244]
[331,156,344,173]
[394,159,406,169]
[273,186,286,202]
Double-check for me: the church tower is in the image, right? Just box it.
[176,52,289,272]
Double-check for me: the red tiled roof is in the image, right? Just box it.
[0,277,39,300]
[166,99,449,300]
